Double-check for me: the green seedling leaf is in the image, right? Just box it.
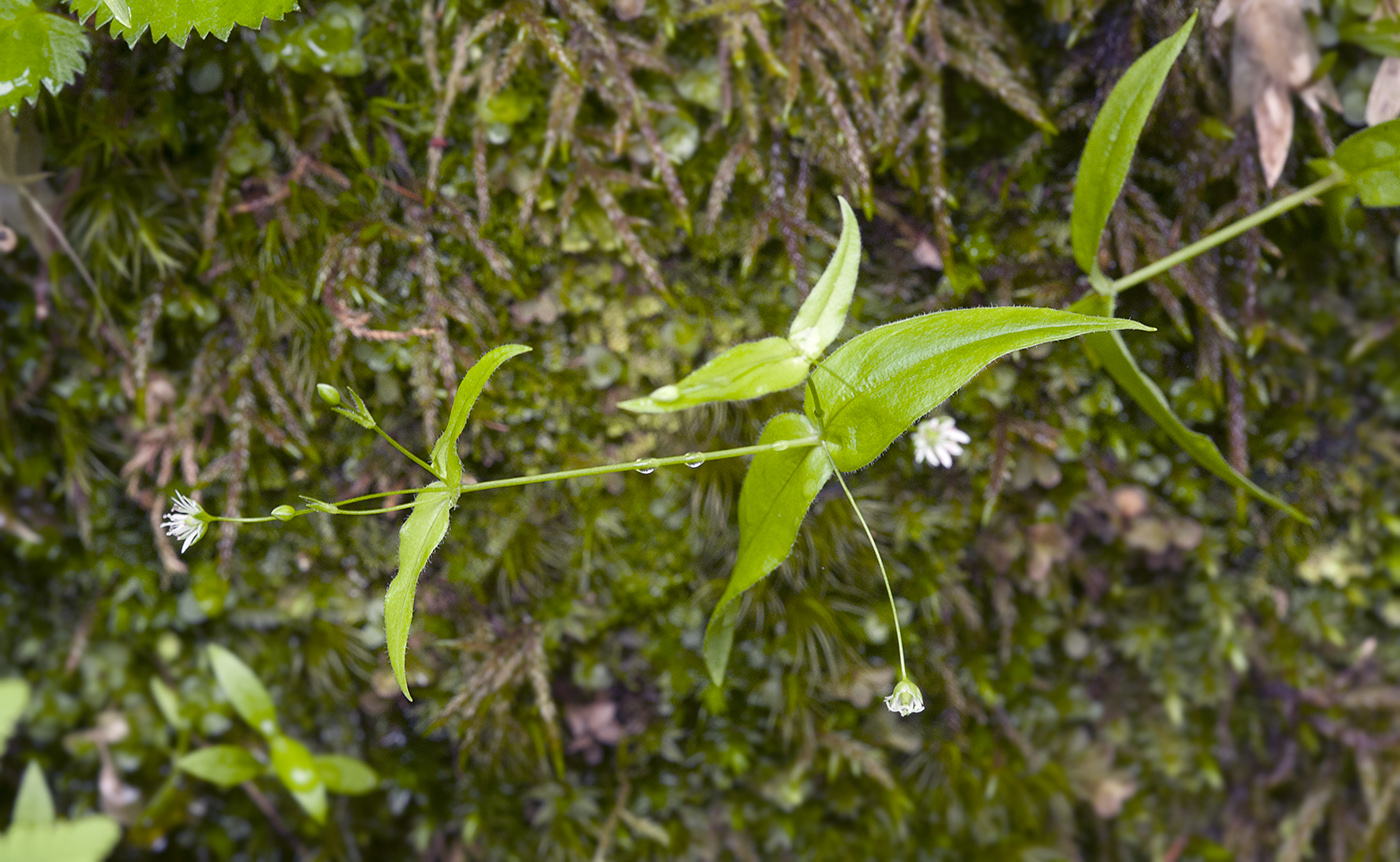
[12,762,54,827]
[0,678,29,751]
[1071,12,1196,274]
[1338,19,1400,57]
[269,735,327,824]
[1073,295,1310,523]
[619,337,810,414]
[207,645,279,737]
[175,746,265,788]
[314,754,379,795]
[430,344,531,486]
[810,308,1152,473]
[788,196,861,359]
[0,818,121,862]
[1333,118,1400,207]
[385,481,458,701]
[0,0,90,115]
[64,0,298,47]
[703,413,830,685]
[148,677,189,733]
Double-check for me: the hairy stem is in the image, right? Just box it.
[1110,173,1345,295]
[824,446,907,681]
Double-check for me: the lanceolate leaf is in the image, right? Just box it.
[269,735,328,824]
[619,337,810,414]
[0,818,121,862]
[12,762,54,827]
[176,746,265,788]
[385,482,458,701]
[430,344,531,486]
[703,413,830,685]
[1332,117,1400,207]
[314,754,379,795]
[1072,295,1309,523]
[0,0,89,115]
[1071,13,1197,274]
[64,0,298,46]
[809,308,1152,473]
[207,645,279,737]
[788,196,861,359]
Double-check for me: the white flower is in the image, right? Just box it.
[884,678,925,717]
[161,492,208,553]
[912,416,970,468]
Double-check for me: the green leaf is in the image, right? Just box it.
[429,344,531,486]
[175,746,265,788]
[12,762,53,828]
[1072,295,1310,523]
[63,0,298,47]
[0,0,90,115]
[618,337,811,414]
[1071,12,1196,274]
[148,677,188,733]
[1332,118,1400,207]
[207,645,279,737]
[269,735,327,824]
[787,196,860,359]
[1338,19,1400,57]
[385,481,458,701]
[0,678,29,751]
[313,754,379,795]
[809,308,1152,473]
[702,413,830,685]
[0,817,121,862]
[100,0,129,28]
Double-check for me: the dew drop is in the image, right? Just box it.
[651,385,680,402]
[684,452,704,468]
[633,459,656,475]
[772,440,790,451]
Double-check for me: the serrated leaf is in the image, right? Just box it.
[0,678,29,751]
[1073,294,1309,523]
[0,0,90,115]
[207,645,279,737]
[787,196,860,359]
[429,344,531,486]
[809,308,1152,473]
[385,481,458,701]
[1071,13,1196,274]
[269,735,327,824]
[63,0,298,47]
[0,817,121,862]
[175,746,265,788]
[703,413,830,685]
[100,0,128,27]
[313,754,378,795]
[12,762,53,828]
[619,337,810,414]
[1333,117,1400,207]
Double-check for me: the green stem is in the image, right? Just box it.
[456,437,822,495]
[373,425,445,481]
[1110,173,1345,295]
[823,446,907,681]
[207,516,278,524]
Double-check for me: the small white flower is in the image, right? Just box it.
[884,678,925,717]
[912,416,970,468]
[161,492,208,554]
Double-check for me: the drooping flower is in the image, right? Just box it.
[912,416,970,469]
[884,678,925,717]
[161,492,208,553]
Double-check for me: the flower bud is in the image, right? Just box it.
[271,505,297,521]
[316,384,342,406]
[884,678,925,717]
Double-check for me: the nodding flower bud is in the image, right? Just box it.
[884,678,925,717]
[316,384,342,406]
[271,505,297,522]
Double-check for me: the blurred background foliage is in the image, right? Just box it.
[3,0,1400,858]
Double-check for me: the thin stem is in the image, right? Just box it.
[1109,173,1345,295]
[455,437,822,495]
[326,487,439,507]
[823,446,906,681]
[326,501,422,516]
[373,425,445,481]
[207,516,278,524]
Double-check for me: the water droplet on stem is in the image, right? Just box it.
[684,452,704,468]
[633,459,656,475]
